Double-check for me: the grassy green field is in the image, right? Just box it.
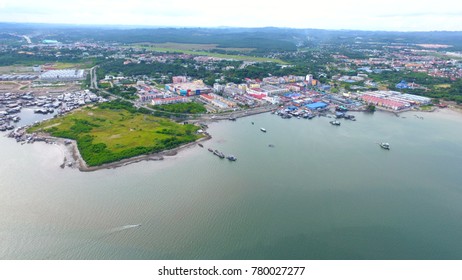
[151,102,207,114]
[136,42,255,52]
[419,105,435,111]
[53,62,94,69]
[126,44,287,64]
[28,102,202,166]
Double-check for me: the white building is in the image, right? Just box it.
[40,69,85,82]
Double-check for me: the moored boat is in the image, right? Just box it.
[213,150,225,158]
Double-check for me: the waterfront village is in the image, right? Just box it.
[1,71,435,154]
[1,37,460,161]
[1,69,436,133]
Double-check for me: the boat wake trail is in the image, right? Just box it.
[108,224,142,233]
[45,224,142,259]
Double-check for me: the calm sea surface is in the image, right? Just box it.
[1,109,462,259]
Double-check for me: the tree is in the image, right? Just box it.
[366,104,376,112]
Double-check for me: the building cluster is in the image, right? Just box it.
[151,96,189,106]
[133,82,164,102]
[0,90,105,132]
[360,91,431,111]
[165,79,212,96]
[334,45,462,81]
[0,74,38,81]
[40,69,85,82]
[131,73,325,111]
[395,80,426,90]
[199,93,237,109]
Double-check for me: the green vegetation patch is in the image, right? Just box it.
[137,42,255,52]
[107,85,137,99]
[419,105,434,111]
[28,100,202,166]
[435,84,451,89]
[152,102,207,114]
[126,44,287,64]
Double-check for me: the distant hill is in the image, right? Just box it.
[1,23,462,51]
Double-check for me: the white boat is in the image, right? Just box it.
[227,155,237,161]
[260,128,266,132]
[380,142,390,150]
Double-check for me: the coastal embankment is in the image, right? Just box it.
[53,133,211,172]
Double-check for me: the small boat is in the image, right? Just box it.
[329,120,341,126]
[198,143,203,147]
[260,128,267,132]
[213,150,225,158]
[208,148,213,152]
[379,142,390,150]
[227,155,237,161]
[251,122,254,125]
[268,144,275,148]
[229,117,236,121]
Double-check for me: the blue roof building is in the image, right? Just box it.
[306,102,328,110]
[396,80,409,89]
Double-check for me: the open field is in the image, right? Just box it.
[136,42,255,52]
[28,103,202,166]
[435,84,451,89]
[0,81,31,92]
[43,62,95,70]
[0,62,93,74]
[0,65,34,74]
[127,44,287,64]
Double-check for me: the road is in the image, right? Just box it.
[89,66,98,90]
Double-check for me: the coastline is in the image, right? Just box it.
[14,103,462,172]
[54,133,212,172]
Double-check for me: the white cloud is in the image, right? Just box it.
[0,0,461,31]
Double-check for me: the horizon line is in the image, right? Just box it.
[1,21,461,33]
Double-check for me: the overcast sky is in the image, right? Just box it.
[1,0,461,31]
